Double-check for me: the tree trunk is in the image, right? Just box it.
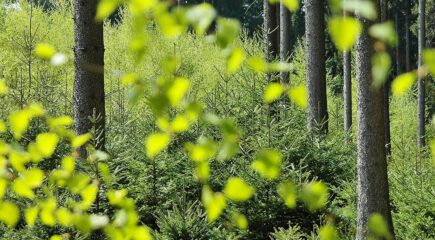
[343,9,352,132]
[394,13,401,76]
[381,0,391,155]
[405,0,411,72]
[355,0,394,238]
[280,1,291,84]
[264,0,279,63]
[305,0,328,133]
[343,49,352,131]
[73,0,106,158]
[417,0,426,148]
[264,0,280,116]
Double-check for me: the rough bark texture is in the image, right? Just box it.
[343,48,352,131]
[355,2,394,238]
[305,0,328,133]
[73,0,106,158]
[417,0,426,148]
[381,0,391,155]
[280,2,291,84]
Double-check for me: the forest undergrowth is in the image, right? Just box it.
[0,1,433,239]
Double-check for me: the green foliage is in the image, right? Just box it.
[0,0,433,239]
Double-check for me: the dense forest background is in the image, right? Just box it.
[0,0,434,239]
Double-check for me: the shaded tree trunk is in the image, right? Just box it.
[394,13,401,76]
[355,0,394,238]
[418,0,426,148]
[381,0,391,155]
[343,48,352,131]
[305,0,328,133]
[280,1,291,84]
[73,0,106,158]
[264,0,279,64]
[405,0,411,72]
[264,0,279,116]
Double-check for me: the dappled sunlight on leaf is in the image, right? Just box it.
[252,149,282,180]
[328,17,362,51]
[300,181,329,211]
[264,83,284,103]
[288,85,308,109]
[224,177,255,202]
[145,133,170,158]
[202,185,226,222]
[391,72,416,96]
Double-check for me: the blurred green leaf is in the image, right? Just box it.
[391,72,416,96]
[247,56,266,72]
[96,0,119,21]
[216,18,240,49]
[40,198,57,226]
[252,149,281,180]
[36,133,59,158]
[277,181,297,208]
[145,133,170,158]
[264,83,284,103]
[72,133,92,149]
[372,51,391,88]
[328,17,362,51]
[185,3,217,35]
[202,185,226,222]
[0,79,8,95]
[342,0,377,20]
[227,47,245,73]
[25,206,39,227]
[0,201,20,227]
[300,181,329,211]
[319,224,338,240]
[171,115,189,133]
[231,211,248,229]
[167,77,190,107]
[288,85,308,109]
[423,49,435,76]
[369,21,398,46]
[224,177,255,201]
[35,43,56,60]
[368,213,392,240]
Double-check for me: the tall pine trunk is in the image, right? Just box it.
[73,0,106,158]
[405,0,411,72]
[280,2,291,84]
[305,0,328,133]
[343,12,352,131]
[381,0,391,155]
[343,50,352,131]
[394,13,401,75]
[417,0,426,148]
[355,1,394,238]
[264,0,279,116]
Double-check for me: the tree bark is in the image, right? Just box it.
[417,0,426,148]
[355,1,394,238]
[264,0,279,63]
[280,1,291,84]
[343,10,352,132]
[73,0,106,158]
[381,0,391,155]
[305,0,328,133]
[343,49,352,132]
[405,0,411,72]
[264,0,280,116]
[394,13,401,76]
